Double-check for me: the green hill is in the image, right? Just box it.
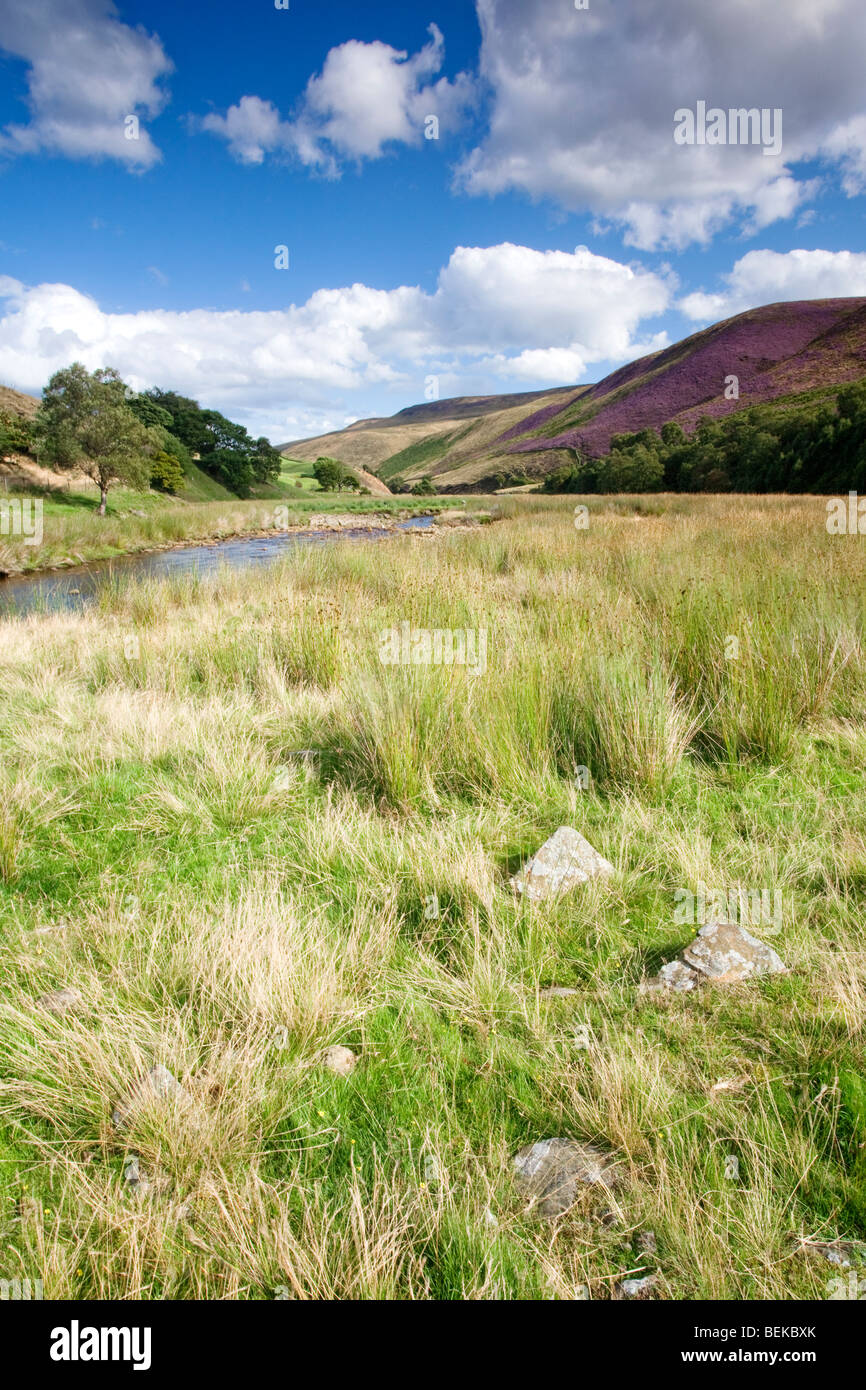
[278,298,866,492]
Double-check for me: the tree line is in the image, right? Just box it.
[539,379,866,494]
[1,363,281,512]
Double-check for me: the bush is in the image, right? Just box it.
[0,408,35,458]
[146,425,191,473]
[150,450,186,494]
[595,445,664,492]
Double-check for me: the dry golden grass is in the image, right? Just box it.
[0,494,863,1299]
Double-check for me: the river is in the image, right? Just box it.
[0,515,435,618]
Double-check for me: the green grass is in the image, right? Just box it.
[178,460,236,504]
[0,482,466,576]
[278,456,321,489]
[379,423,476,482]
[0,493,863,1299]
[247,455,323,500]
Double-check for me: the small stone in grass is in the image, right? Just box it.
[35,986,83,1016]
[636,1229,658,1256]
[322,1045,357,1077]
[683,921,788,983]
[123,1155,150,1197]
[614,1272,658,1301]
[796,1238,866,1269]
[639,960,701,994]
[513,1138,620,1220]
[640,921,788,994]
[112,1064,189,1130]
[511,827,614,902]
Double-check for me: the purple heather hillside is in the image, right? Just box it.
[501,299,866,458]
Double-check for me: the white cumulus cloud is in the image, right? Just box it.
[0,0,172,169]
[200,24,475,173]
[456,0,866,249]
[0,243,672,440]
[679,248,866,321]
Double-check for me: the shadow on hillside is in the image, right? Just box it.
[1,479,103,511]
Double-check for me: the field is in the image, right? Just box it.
[0,493,864,1300]
[273,456,321,492]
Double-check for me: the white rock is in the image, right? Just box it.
[322,1045,357,1076]
[614,1272,658,1300]
[123,1154,150,1197]
[641,921,788,993]
[640,960,700,994]
[513,1138,620,1219]
[683,921,788,983]
[112,1064,191,1130]
[511,827,614,901]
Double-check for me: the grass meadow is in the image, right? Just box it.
[0,492,864,1300]
[0,484,462,577]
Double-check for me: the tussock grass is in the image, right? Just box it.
[0,493,863,1299]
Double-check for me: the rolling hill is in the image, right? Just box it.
[278,386,580,488]
[281,298,866,491]
[0,384,40,419]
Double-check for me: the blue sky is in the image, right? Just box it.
[1,0,865,442]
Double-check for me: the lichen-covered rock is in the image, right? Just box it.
[641,921,788,994]
[123,1154,150,1197]
[322,1045,357,1076]
[511,827,614,901]
[614,1272,658,1300]
[123,1153,172,1201]
[683,921,788,982]
[513,1138,620,1219]
[640,960,700,994]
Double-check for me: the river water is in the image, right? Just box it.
[0,515,435,618]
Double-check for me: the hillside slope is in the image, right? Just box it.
[0,385,40,418]
[281,299,866,490]
[279,387,578,483]
[1,385,235,503]
[505,298,866,461]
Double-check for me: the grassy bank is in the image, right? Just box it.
[0,485,466,577]
[0,494,864,1299]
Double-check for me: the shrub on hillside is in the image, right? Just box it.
[0,408,35,458]
[595,444,665,492]
[150,450,186,494]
